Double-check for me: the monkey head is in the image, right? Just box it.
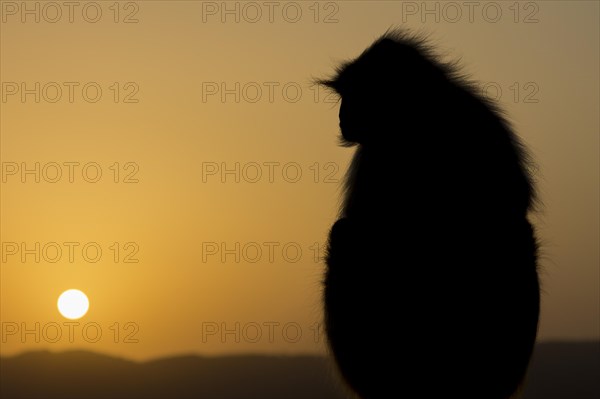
[318,30,452,146]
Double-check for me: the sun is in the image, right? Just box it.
[57,289,89,319]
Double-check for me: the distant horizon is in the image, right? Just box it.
[3,342,599,399]
[2,339,598,362]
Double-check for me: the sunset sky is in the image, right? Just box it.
[1,1,598,361]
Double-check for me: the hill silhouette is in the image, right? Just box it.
[1,351,348,399]
[1,342,598,398]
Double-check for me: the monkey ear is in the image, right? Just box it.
[314,62,351,96]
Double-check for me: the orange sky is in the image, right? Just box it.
[1,1,598,360]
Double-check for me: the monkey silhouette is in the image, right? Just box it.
[319,29,540,399]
